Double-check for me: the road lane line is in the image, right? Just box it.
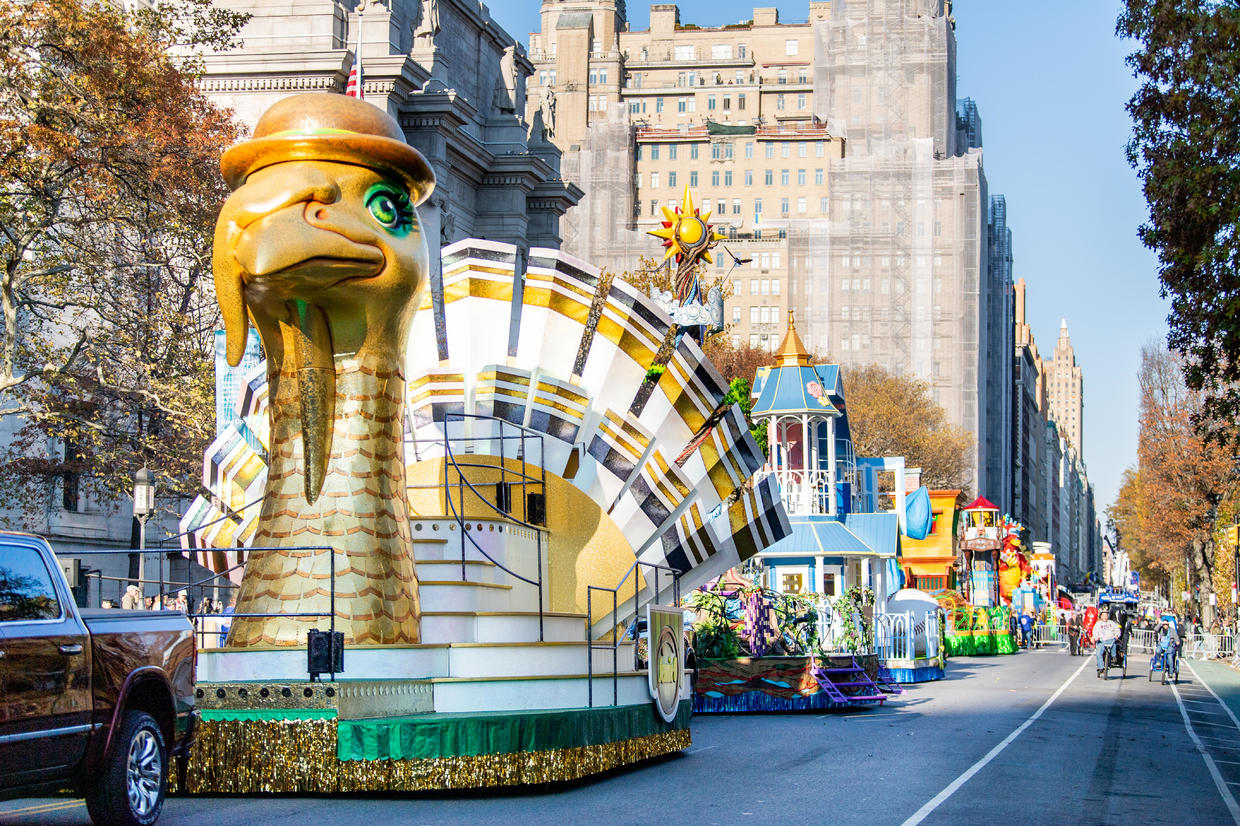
[899,657,1089,826]
[0,799,84,819]
[1173,680,1240,825]
[1187,661,1240,735]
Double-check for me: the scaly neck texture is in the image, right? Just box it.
[227,351,420,647]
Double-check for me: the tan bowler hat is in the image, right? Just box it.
[220,93,435,205]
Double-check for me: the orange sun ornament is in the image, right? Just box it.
[648,185,725,268]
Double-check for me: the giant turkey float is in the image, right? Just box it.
[176,93,790,792]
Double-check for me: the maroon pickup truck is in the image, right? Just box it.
[0,531,195,825]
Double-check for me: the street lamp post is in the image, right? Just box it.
[132,467,155,600]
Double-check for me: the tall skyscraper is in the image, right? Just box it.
[1045,320,1084,455]
[528,0,1008,499]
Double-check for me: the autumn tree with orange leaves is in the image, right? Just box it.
[0,0,247,522]
[1110,344,1240,625]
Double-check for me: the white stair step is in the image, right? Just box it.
[416,558,505,585]
[429,672,653,713]
[445,641,637,679]
[420,611,587,644]
[418,580,512,612]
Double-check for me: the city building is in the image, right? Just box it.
[202,0,582,268]
[527,0,1010,500]
[1045,319,1085,455]
[1010,277,1100,584]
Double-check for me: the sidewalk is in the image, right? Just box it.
[1188,658,1240,723]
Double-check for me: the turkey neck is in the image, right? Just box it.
[226,348,421,648]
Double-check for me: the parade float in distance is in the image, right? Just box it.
[177,94,793,793]
[930,498,1057,656]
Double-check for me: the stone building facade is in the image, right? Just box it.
[526,0,1010,501]
[202,0,582,266]
[1045,319,1085,456]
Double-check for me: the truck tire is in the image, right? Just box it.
[85,710,166,826]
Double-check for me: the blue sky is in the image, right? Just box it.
[490,1,1163,516]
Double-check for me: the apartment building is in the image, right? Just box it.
[529,0,1009,499]
[1045,320,1085,455]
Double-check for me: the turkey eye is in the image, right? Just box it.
[365,184,413,234]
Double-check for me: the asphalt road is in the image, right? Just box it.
[4,645,1238,826]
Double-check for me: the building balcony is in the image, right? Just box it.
[759,467,833,517]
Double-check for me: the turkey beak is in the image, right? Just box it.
[292,303,334,504]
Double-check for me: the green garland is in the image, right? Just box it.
[833,585,876,654]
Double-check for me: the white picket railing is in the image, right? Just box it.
[874,610,941,661]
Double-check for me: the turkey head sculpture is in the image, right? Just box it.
[213,94,434,647]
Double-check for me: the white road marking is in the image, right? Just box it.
[1187,661,1240,735]
[1173,680,1240,825]
[899,657,1089,826]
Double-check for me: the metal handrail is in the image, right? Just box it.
[63,546,337,663]
[161,495,265,548]
[412,412,550,641]
[587,559,681,707]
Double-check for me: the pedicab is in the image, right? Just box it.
[1149,615,1181,685]
[1097,592,1139,679]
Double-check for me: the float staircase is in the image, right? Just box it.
[812,657,887,707]
[875,662,906,695]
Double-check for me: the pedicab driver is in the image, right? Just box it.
[1093,610,1122,677]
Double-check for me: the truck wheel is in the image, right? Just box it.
[85,710,166,826]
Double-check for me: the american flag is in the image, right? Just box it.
[345,8,364,99]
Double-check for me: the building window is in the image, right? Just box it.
[651,171,659,188]
[816,142,825,157]
[678,98,687,113]
[690,170,699,187]
[744,142,754,159]
[815,168,824,185]
[765,169,773,186]
[738,93,746,110]
[690,144,699,160]
[797,169,806,185]
[781,197,790,215]
[708,95,716,111]
[761,279,770,295]
[651,145,660,160]
[723,95,731,110]
[754,197,762,216]
[772,280,780,295]
[798,69,808,84]
[750,333,760,347]
[650,200,658,215]
[797,94,807,110]
[712,44,732,60]
[797,197,807,214]
[798,142,808,158]
[760,252,770,269]
[732,198,741,214]
[786,39,799,56]
[675,45,694,61]
[765,143,774,159]
[668,144,678,160]
[668,171,677,188]
[750,278,759,292]
[656,97,664,113]
[635,172,642,189]
[822,572,837,596]
[777,94,786,110]
[724,171,733,186]
[750,306,759,324]
[777,69,787,85]
[772,252,780,267]
[820,197,829,213]
[717,199,725,214]
[744,170,753,186]
[711,170,720,186]
[780,169,790,185]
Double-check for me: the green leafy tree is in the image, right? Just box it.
[0,0,247,523]
[1119,1,1240,437]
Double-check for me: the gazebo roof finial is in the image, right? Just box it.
[775,310,812,367]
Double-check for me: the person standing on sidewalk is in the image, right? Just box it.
[1067,611,1081,656]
